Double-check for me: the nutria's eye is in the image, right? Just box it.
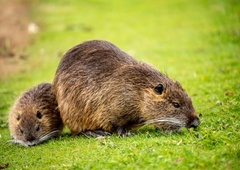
[16,114,20,121]
[19,128,23,134]
[154,84,164,95]
[172,102,180,108]
[36,111,42,119]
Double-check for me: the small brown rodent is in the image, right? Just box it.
[8,83,63,146]
[53,40,200,137]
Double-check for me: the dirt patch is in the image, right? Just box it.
[0,0,32,76]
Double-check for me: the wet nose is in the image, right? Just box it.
[188,117,200,129]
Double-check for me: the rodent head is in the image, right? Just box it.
[142,80,200,132]
[8,83,63,147]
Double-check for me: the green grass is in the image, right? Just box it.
[1,0,239,169]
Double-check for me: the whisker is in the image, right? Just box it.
[10,138,29,147]
[8,140,14,143]
[9,130,61,147]
[38,130,61,144]
[146,118,183,127]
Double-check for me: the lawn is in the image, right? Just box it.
[0,0,239,169]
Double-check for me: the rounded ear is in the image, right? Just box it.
[154,83,164,95]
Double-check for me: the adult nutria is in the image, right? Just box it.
[8,83,63,146]
[53,40,200,137]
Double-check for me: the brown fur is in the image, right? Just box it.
[53,40,200,136]
[8,83,63,146]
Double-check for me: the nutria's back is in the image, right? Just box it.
[54,40,139,88]
[53,40,200,136]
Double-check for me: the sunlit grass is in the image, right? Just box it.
[0,0,239,169]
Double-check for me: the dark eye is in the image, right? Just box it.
[172,102,180,108]
[154,83,164,95]
[19,128,23,134]
[36,111,42,119]
[17,114,20,121]
[36,125,40,131]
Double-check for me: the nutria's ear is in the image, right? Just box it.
[175,81,181,87]
[154,84,164,95]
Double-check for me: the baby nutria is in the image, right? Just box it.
[52,40,200,137]
[8,83,63,146]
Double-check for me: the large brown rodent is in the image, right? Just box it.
[8,83,63,146]
[53,40,200,137]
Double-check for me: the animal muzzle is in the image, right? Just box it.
[187,116,200,129]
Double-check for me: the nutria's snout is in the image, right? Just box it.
[26,135,36,142]
[187,116,200,129]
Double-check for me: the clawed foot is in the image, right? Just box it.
[81,130,112,138]
[117,127,134,138]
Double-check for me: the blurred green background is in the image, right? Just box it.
[0,0,239,169]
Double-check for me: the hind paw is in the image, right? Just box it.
[117,127,134,138]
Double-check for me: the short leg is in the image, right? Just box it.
[117,127,134,138]
[81,130,112,138]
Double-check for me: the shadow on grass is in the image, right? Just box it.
[58,125,201,140]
